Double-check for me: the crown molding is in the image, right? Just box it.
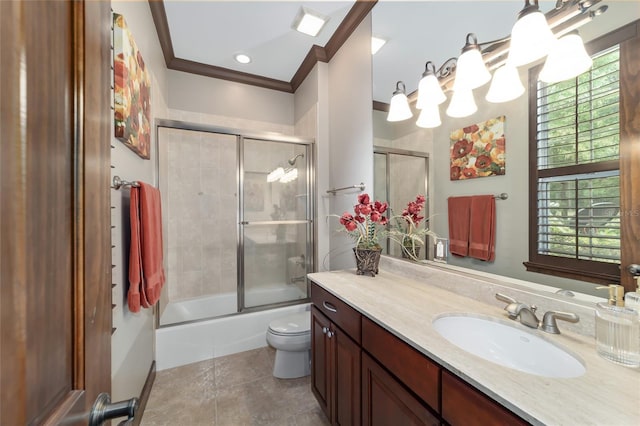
[148,0,377,93]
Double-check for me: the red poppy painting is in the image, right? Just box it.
[114,13,151,160]
[449,116,505,181]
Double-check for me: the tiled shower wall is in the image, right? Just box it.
[159,128,238,302]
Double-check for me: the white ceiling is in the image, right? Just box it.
[162,0,622,103]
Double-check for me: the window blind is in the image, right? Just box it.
[534,45,620,265]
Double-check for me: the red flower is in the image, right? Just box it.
[358,193,370,205]
[475,155,492,169]
[463,124,479,134]
[450,166,462,180]
[374,201,388,214]
[380,216,388,226]
[452,139,472,159]
[416,195,426,204]
[462,168,477,178]
[358,204,372,216]
[339,212,353,225]
[370,211,381,222]
[355,215,365,223]
[344,221,357,231]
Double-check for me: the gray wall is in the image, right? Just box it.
[111,0,168,402]
[328,14,375,270]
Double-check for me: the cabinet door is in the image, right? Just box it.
[311,306,332,419]
[442,371,529,426]
[362,353,439,426]
[334,326,361,426]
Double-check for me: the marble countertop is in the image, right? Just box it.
[308,262,640,426]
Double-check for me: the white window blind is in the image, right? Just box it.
[534,45,620,265]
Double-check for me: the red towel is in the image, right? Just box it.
[128,182,165,313]
[468,195,496,261]
[447,196,472,257]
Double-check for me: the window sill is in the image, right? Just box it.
[523,261,619,285]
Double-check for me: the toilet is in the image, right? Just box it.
[266,311,311,379]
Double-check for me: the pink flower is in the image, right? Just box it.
[339,212,353,225]
[374,201,388,214]
[370,211,381,222]
[355,215,365,223]
[345,221,357,231]
[359,204,372,216]
[358,193,370,205]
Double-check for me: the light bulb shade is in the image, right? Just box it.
[416,62,446,108]
[416,102,441,128]
[387,81,413,122]
[446,89,477,118]
[454,38,491,90]
[539,33,592,83]
[508,8,555,67]
[280,168,298,183]
[486,65,525,103]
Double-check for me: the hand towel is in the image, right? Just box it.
[468,195,496,261]
[128,182,165,313]
[447,196,472,257]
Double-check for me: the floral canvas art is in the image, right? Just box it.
[449,116,506,180]
[114,13,151,159]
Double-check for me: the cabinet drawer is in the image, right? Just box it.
[311,282,361,344]
[362,317,440,411]
[442,370,529,426]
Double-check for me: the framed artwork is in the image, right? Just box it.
[449,116,505,180]
[114,13,151,159]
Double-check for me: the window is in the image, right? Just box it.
[526,27,634,284]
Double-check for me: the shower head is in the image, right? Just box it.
[288,153,304,166]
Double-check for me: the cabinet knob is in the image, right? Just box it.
[326,330,334,338]
[322,326,329,334]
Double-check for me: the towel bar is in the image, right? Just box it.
[112,175,140,190]
[326,182,365,195]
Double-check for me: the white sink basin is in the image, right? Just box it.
[432,314,585,378]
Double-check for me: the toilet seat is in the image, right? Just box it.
[267,312,310,337]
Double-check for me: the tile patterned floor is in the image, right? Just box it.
[140,347,330,426]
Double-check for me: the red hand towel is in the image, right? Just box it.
[128,182,165,313]
[448,196,472,257]
[468,195,496,261]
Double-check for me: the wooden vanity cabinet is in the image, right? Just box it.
[310,281,528,426]
[441,371,529,426]
[311,286,362,425]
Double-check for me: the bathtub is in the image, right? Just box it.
[156,287,310,370]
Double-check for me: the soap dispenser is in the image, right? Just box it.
[595,284,640,367]
[624,276,640,313]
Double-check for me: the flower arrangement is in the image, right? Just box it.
[387,195,436,260]
[338,193,388,250]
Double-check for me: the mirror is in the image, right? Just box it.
[371,1,640,297]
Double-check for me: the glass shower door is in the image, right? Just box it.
[240,138,312,310]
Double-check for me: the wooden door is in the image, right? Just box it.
[0,0,112,424]
[311,306,332,420]
[362,353,439,426]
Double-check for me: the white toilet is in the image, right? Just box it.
[266,311,311,379]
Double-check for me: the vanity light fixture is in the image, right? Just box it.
[446,88,477,118]
[453,33,492,90]
[416,102,442,128]
[292,6,328,37]
[234,53,252,64]
[539,31,592,83]
[507,0,556,67]
[485,64,525,103]
[388,0,606,129]
[372,36,387,55]
[279,168,298,183]
[387,81,413,122]
[416,61,446,109]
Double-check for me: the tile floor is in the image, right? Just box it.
[140,347,330,425]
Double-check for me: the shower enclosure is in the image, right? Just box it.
[156,120,314,326]
[374,147,430,259]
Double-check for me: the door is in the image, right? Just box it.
[1,1,112,424]
[240,138,312,309]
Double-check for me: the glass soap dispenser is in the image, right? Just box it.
[595,284,640,367]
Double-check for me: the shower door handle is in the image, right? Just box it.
[241,221,249,225]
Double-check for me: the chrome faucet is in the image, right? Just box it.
[540,311,580,334]
[495,293,540,328]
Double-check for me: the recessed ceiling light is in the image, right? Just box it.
[371,36,387,55]
[234,54,251,64]
[292,7,328,37]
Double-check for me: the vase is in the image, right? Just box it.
[401,244,421,260]
[353,248,381,277]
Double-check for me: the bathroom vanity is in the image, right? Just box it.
[309,257,639,425]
